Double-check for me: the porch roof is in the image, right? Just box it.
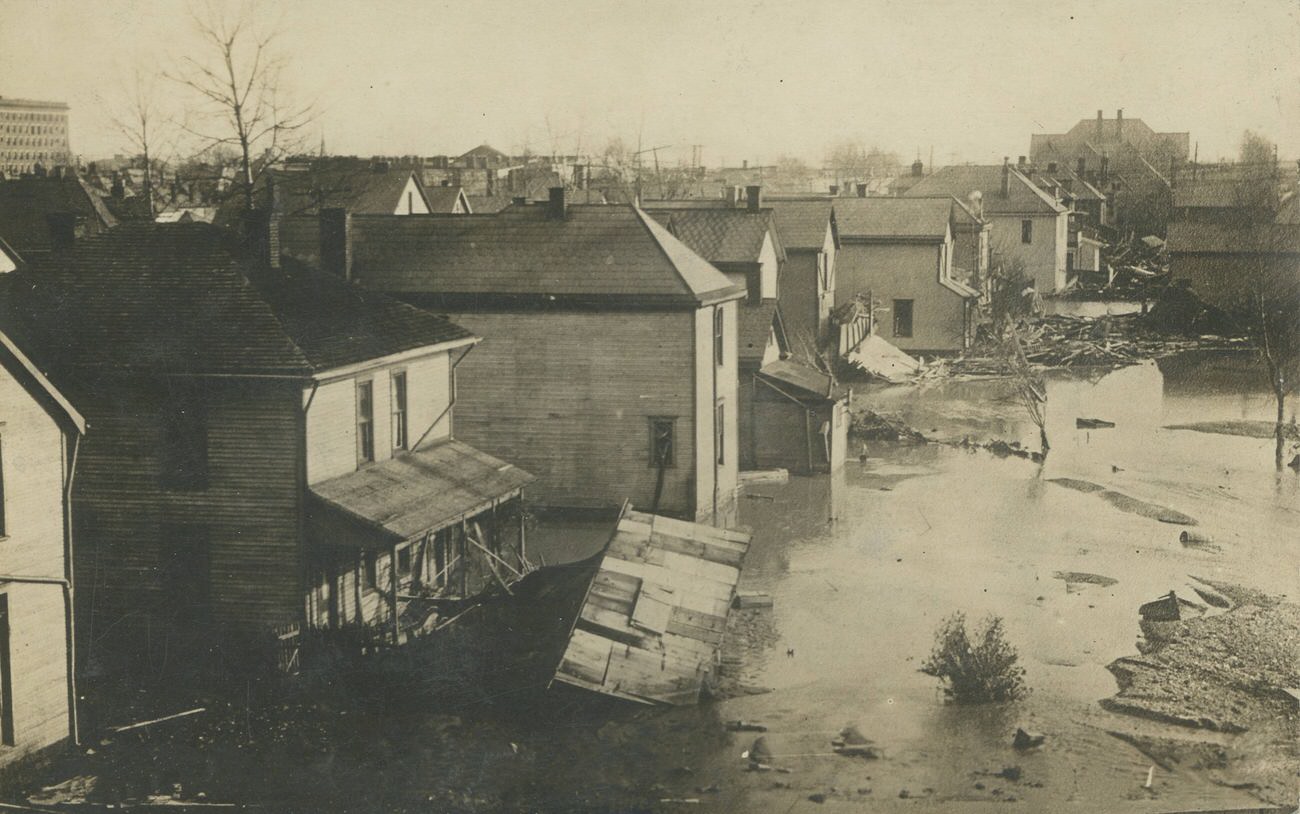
[308,440,534,546]
[756,358,847,402]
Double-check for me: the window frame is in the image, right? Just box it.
[892,299,914,339]
[363,551,378,591]
[1021,219,1033,244]
[713,307,725,366]
[356,379,375,466]
[648,416,676,469]
[390,370,408,451]
[396,545,412,576]
[715,400,726,466]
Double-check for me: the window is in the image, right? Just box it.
[160,396,208,491]
[893,299,914,338]
[715,401,726,466]
[1021,219,1033,244]
[363,551,378,590]
[649,417,675,468]
[356,380,374,465]
[396,546,412,575]
[390,371,408,451]
[713,307,725,366]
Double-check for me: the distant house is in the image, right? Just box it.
[0,324,84,777]
[832,196,980,355]
[767,198,838,348]
[905,161,1070,295]
[645,193,788,471]
[5,222,532,666]
[423,185,472,214]
[1172,165,1280,225]
[0,176,117,260]
[343,191,745,523]
[1167,221,1300,311]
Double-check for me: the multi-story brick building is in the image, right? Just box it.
[0,97,72,177]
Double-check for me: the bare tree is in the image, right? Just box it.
[104,67,173,219]
[170,2,314,213]
[988,241,1049,457]
[1238,227,1300,469]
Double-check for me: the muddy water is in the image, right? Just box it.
[519,351,1298,811]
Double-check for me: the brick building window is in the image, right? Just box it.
[893,299,914,338]
[649,417,675,468]
[356,380,375,465]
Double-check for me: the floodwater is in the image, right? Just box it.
[522,350,1298,812]
[1043,299,1145,318]
[31,352,1297,812]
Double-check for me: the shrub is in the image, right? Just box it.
[921,613,1028,704]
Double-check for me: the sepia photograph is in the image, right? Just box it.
[0,0,1297,810]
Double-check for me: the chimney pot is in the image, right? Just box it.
[911,159,924,177]
[319,207,353,280]
[1017,156,1027,168]
[548,186,567,219]
[746,185,763,211]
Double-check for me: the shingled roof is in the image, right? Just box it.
[5,222,475,378]
[0,176,117,255]
[904,165,1065,216]
[833,196,954,240]
[348,205,744,307]
[767,199,836,251]
[643,207,786,265]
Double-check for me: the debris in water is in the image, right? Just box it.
[997,766,1023,782]
[725,720,767,733]
[1012,728,1046,751]
[831,725,880,759]
[1178,530,1218,550]
[739,468,789,485]
[733,592,773,610]
[1076,417,1116,429]
[1052,571,1118,588]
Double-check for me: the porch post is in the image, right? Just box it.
[460,520,469,597]
[390,544,400,645]
[518,498,527,569]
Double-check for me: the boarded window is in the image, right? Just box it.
[713,307,725,366]
[391,371,408,450]
[160,395,208,491]
[649,417,675,468]
[356,380,375,465]
[893,299,914,338]
[1021,219,1033,244]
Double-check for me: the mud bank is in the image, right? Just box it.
[1104,589,1300,806]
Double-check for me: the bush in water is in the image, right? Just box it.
[921,613,1028,704]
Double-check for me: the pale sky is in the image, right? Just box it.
[3,0,1298,167]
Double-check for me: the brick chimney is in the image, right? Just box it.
[1115,109,1123,140]
[320,208,352,280]
[46,212,77,251]
[911,159,923,177]
[110,175,125,200]
[1096,110,1103,140]
[548,186,567,219]
[1000,157,1010,198]
[1017,155,1027,170]
[746,185,762,211]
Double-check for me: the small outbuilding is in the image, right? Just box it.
[752,359,849,474]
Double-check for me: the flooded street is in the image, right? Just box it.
[521,350,1298,811]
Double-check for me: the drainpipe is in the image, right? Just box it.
[64,432,80,746]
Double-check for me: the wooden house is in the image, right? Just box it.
[767,198,838,349]
[905,161,1071,295]
[0,324,84,776]
[644,196,788,472]
[832,196,980,355]
[0,175,116,262]
[340,189,746,523]
[5,222,532,667]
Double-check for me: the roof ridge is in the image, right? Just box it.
[632,206,707,300]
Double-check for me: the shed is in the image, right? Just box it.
[753,359,849,474]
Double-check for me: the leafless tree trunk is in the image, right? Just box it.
[169,2,314,213]
[105,68,174,219]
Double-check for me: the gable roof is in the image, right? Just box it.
[273,165,428,216]
[767,199,835,251]
[5,222,475,379]
[424,185,470,214]
[643,207,785,265]
[0,325,84,434]
[348,205,744,307]
[903,165,1065,215]
[0,177,118,254]
[833,196,954,240]
[458,143,511,163]
[737,300,780,363]
[465,194,515,214]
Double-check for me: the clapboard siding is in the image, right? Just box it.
[305,352,451,484]
[0,363,72,767]
[445,311,699,515]
[692,303,739,523]
[73,378,303,635]
[836,242,969,353]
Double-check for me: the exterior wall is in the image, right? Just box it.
[0,100,72,176]
[694,303,738,522]
[74,378,304,647]
[778,252,820,347]
[279,215,321,266]
[442,310,701,517]
[758,233,779,299]
[0,367,70,767]
[990,213,1066,294]
[392,177,430,215]
[1077,238,1103,273]
[305,351,451,485]
[751,392,848,474]
[837,241,969,353]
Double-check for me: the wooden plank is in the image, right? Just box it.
[630,583,674,634]
[648,530,746,568]
[557,628,613,686]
